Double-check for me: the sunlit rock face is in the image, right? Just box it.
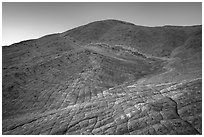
[2,20,202,135]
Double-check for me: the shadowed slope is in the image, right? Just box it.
[62,19,201,57]
[2,19,202,135]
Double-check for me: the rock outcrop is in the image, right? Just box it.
[2,20,202,135]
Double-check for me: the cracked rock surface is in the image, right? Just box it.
[2,78,201,135]
[2,20,202,135]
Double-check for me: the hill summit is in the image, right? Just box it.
[2,20,202,135]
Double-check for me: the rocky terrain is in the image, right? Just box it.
[2,20,202,135]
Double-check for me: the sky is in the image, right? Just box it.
[2,2,202,46]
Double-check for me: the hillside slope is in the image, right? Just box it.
[2,19,202,135]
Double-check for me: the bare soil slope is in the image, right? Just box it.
[2,20,202,135]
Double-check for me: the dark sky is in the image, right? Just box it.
[2,2,202,45]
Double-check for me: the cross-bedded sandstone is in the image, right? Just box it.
[3,78,201,135]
